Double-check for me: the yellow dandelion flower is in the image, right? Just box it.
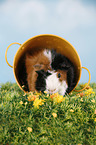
[44,91,48,94]
[70,109,74,112]
[27,127,32,132]
[81,98,83,102]
[50,93,58,99]
[46,94,50,97]
[94,118,96,122]
[84,88,95,96]
[55,95,64,103]
[33,98,44,109]
[19,101,23,105]
[91,99,95,103]
[25,102,28,105]
[34,91,42,96]
[51,93,65,103]
[80,83,90,89]
[52,113,57,118]
[94,110,96,114]
[28,94,39,102]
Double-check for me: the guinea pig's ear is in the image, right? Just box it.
[61,63,71,70]
[33,64,43,70]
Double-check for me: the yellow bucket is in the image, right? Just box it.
[5,34,91,93]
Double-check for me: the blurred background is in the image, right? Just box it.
[0,0,96,84]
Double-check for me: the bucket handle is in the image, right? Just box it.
[74,66,91,92]
[5,42,21,68]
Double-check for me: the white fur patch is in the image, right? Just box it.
[43,49,52,63]
[45,72,68,96]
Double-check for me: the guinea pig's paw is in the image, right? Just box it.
[45,88,57,94]
[59,89,66,96]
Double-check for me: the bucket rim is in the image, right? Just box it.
[13,34,82,93]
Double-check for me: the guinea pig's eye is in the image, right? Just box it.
[33,64,43,69]
[58,73,61,78]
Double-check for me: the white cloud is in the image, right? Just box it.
[0,0,96,32]
[55,0,96,30]
[0,0,46,30]
[15,0,47,29]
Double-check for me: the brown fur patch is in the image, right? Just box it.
[57,70,68,84]
[25,49,51,91]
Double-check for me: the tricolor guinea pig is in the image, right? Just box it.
[35,69,68,96]
[51,50,76,94]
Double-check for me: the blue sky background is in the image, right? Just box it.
[0,0,96,84]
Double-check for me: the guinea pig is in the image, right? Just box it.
[51,49,76,93]
[45,70,68,95]
[35,69,68,96]
[25,49,52,91]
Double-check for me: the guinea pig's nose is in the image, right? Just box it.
[48,65,52,71]
[48,89,56,93]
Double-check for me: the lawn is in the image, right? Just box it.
[0,82,96,145]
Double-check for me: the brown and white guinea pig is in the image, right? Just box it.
[25,49,52,91]
[35,69,68,96]
[51,49,76,94]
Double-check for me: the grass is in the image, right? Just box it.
[0,82,96,145]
